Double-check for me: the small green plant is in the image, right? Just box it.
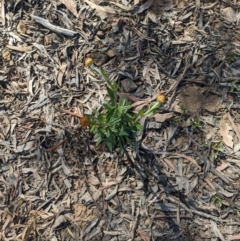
[211,194,222,208]
[174,104,189,123]
[230,79,240,92]
[210,141,224,161]
[191,116,203,129]
[88,65,159,152]
[180,104,189,116]
[226,52,236,64]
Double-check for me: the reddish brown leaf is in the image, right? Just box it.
[59,0,78,17]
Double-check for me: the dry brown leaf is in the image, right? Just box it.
[172,152,201,171]
[59,0,78,17]
[47,138,67,152]
[85,0,116,19]
[228,234,240,241]
[57,63,67,87]
[17,21,28,35]
[21,223,33,241]
[220,113,233,148]
[117,91,142,103]
[228,113,240,142]
[216,162,229,172]
[91,186,102,201]
[143,61,153,85]
[88,176,100,185]
[51,215,67,231]
[211,221,225,241]
[132,93,163,112]
[204,178,216,190]
[134,0,140,5]
[6,44,33,52]
[221,7,237,22]
[105,184,118,200]
[1,0,5,26]
[153,113,173,122]
[137,229,150,241]
[163,158,175,171]
[131,0,153,14]
[132,102,149,113]
[2,50,11,61]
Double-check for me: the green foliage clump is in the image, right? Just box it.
[174,104,189,123]
[89,68,159,152]
[226,52,236,64]
[210,141,224,161]
[211,194,222,208]
[191,116,203,129]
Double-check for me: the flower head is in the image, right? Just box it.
[156,94,166,104]
[80,116,90,127]
[84,57,93,67]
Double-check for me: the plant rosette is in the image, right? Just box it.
[85,58,162,152]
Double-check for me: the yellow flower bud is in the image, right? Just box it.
[156,94,166,104]
[84,57,93,67]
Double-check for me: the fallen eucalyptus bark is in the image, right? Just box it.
[166,196,239,224]
[31,15,78,37]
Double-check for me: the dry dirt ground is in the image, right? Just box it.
[1,0,240,240]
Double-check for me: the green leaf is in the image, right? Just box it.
[107,80,118,91]
[119,129,129,137]
[117,104,132,113]
[110,127,118,133]
[106,86,116,105]
[96,137,103,146]
[135,123,143,130]
[122,113,134,123]
[100,68,110,82]
[102,128,110,138]
[118,97,126,106]
[96,113,106,122]
[94,131,103,145]
[108,116,121,127]
[106,111,117,124]
[90,125,96,132]
[135,107,145,120]
[144,102,160,116]
[103,102,114,111]
[106,137,114,152]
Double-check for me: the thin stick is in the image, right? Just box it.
[31,15,78,37]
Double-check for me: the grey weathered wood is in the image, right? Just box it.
[31,15,78,37]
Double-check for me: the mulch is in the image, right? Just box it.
[1,0,240,240]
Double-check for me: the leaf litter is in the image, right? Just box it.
[1,0,240,240]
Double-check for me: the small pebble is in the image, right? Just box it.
[121,78,138,92]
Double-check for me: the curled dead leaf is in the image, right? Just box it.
[2,49,11,61]
[153,113,173,122]
[85,0,116,19]
[17,21,28,35]
[59,0,78,17]
[220,113,233,148]
[88,175,100,185]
